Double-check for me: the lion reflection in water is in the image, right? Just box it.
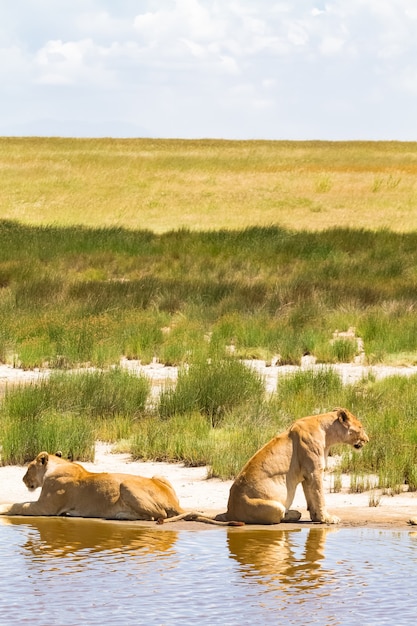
[228,527,338,589]
[1,516,177,558]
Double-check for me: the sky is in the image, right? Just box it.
[2,0,417,140]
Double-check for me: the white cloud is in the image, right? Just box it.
[133,0,224,46]
[34,39,111,86]
[180,38,205,59]
[0,0,417,139]
[319,36,345,56]
[287,22,309,47]
[218,54,240,75]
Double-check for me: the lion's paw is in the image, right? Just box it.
[283,509,302,522]
[311,511,340,524]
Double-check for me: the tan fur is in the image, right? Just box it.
[156,511,244,526]
[216,408,369,525]
[0,452,185,521]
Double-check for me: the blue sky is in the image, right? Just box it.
[2,0,417,140]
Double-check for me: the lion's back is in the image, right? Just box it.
[237,430,295,483]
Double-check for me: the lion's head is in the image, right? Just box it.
[23,451,50,491]
[335,407,369,450]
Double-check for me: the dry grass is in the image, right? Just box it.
[1,137,417,232]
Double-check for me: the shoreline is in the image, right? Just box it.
[1,361,417,530]
[1,442,416,531]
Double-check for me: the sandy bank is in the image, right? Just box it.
[0,442,416,531]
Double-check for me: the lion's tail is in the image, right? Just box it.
[157,511,244,527]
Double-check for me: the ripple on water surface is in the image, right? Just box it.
[1,517,416,625]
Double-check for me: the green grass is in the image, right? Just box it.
[158,358,265,425]
[0,369,150,464]
[2,222,417,369]
[0,409,95,466]
[130,413,214,466]
[337,374,417,492]
[1,138,417,491]
[1,363,417,492]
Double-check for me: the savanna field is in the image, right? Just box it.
[1,137,417,491]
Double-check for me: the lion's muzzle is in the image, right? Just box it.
[353,431,369,450]
[23,474,38,491]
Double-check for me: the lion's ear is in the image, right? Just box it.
[336,408,349,424]
[38,452,49,466]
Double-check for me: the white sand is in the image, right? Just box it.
[3,359,417,394]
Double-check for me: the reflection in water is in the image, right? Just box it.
[2,515,177,560]
[227,526,417,624]
[0,517,182,625]
[1,518,417,626]
[227,526,337,592]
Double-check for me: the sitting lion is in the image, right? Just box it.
[216,408,369,525]
[0,451,185,521]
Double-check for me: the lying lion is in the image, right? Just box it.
[0,451,240,525]
[215,407,369,525]
[0,451,186,521]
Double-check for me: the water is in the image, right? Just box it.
[1,517,416,626]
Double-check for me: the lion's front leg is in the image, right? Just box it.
[0,488,65,516]
[302,471,340,524]
[0,500,52,516]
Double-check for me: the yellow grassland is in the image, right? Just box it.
[1,137,417,232]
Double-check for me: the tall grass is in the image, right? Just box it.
[1,365,417,492]
[272,371,417,493]
[0,369,150,464]
[273,367,344,417]
[4,369,150,420]
[2,221,417,369]
[158,358,265,425]
[338,374,417,492]
[130,413,213,466]
[1,410,95,466]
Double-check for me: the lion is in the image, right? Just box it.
[0,451,241,525]
[215,408,369,525]
[0,451,187,521]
